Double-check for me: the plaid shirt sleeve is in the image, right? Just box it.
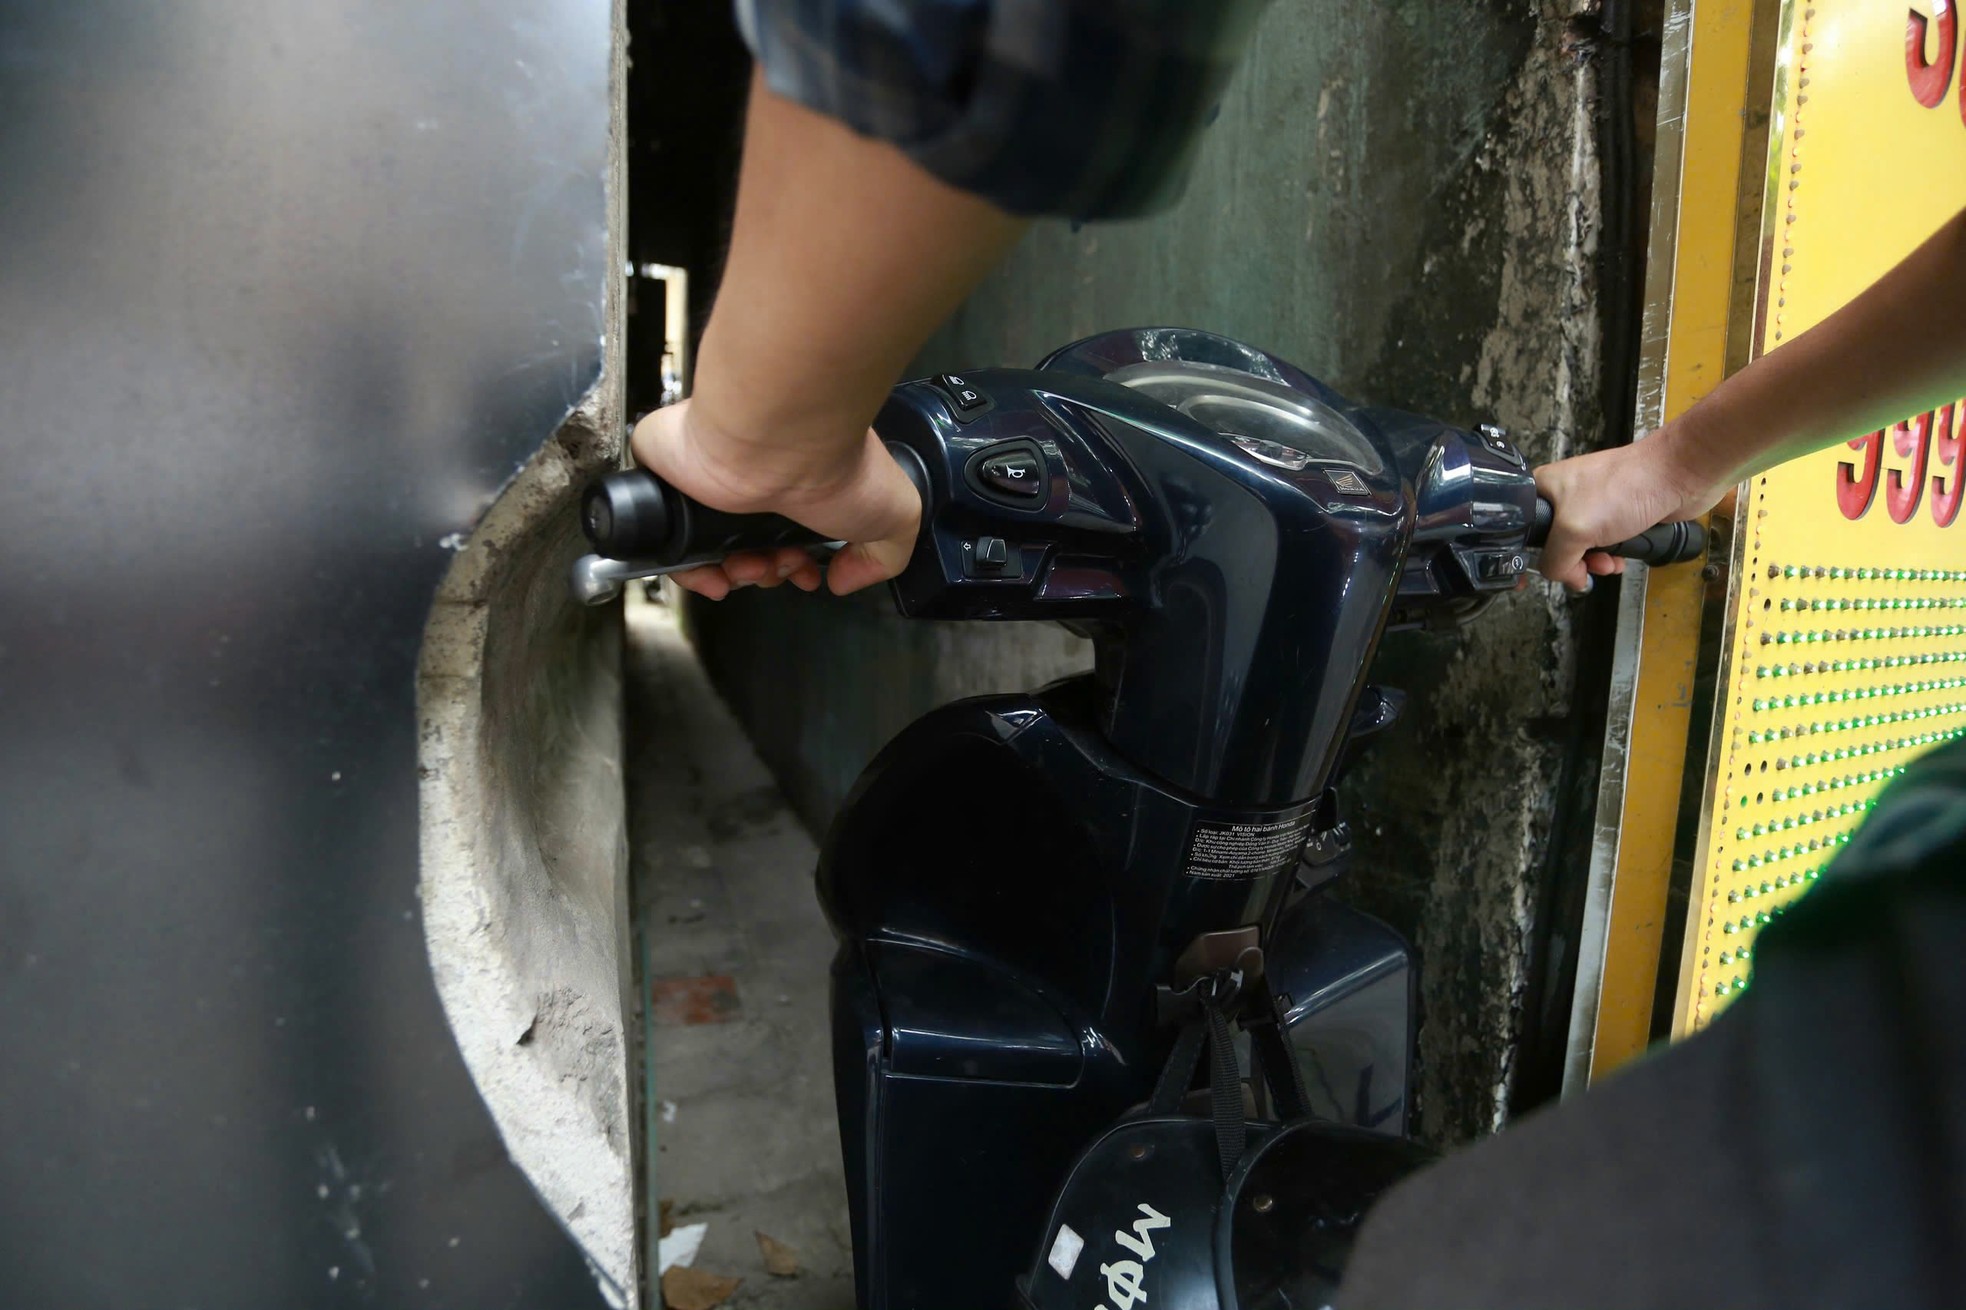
[732,0,1272,220]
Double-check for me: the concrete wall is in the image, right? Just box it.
[417,6,643,1303]
[420,400,638,1302]
[687,0,1614,1145]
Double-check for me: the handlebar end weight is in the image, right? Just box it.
[582,469,672,560]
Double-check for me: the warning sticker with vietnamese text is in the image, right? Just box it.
[1182,810,1317,882]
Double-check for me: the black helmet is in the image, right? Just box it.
[1017,942,1435,1310]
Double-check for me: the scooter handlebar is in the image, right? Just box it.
[581,468,826,565]
[1529,498,1706,566]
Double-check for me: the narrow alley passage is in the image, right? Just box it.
[625,589,855,1310]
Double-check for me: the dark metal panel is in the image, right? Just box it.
[0,2,612,1304]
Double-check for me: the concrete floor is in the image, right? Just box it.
[625,590,855,1310]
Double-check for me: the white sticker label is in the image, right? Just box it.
[1047,1224,1085,1279]
[1182,810,1317,882]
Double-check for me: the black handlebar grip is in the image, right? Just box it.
[581,469,824,564]
[1600,520,1707,565]
[1531,496,1554,543]
[580,441,931,566]
[1528,498,1706,565]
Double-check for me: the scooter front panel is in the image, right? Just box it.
[819,688,1378,1308]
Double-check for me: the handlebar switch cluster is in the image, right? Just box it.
[1475,422,1526,468]
[933,372,995,423]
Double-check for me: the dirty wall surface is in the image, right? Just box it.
[687,0,1611,1143]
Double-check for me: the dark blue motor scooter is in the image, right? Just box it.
[575,328,1702,1309]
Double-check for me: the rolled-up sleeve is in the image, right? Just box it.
[733,0,1271,219]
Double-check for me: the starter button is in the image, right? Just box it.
[1479,552,1527,580]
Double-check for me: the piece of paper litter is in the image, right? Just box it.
[658,1221,707,1274]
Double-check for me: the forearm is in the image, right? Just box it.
[1534,206,1966,589]
[738,0,1271,219]
[691,73,1027,491]
[1661,207,1966,492]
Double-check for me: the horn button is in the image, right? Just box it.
[966,439,1049,505]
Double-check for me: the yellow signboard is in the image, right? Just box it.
[1675,0,1966,1034]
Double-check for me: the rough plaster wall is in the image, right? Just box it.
[419,407,633,1298]
[916,2,1533,387]
[1341,2,1605,1142]
[688,0,1609,1144]
[415,4,640,1302]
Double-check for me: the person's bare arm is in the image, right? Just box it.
[631,73,1027,598]
[1537,206,1966,591]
